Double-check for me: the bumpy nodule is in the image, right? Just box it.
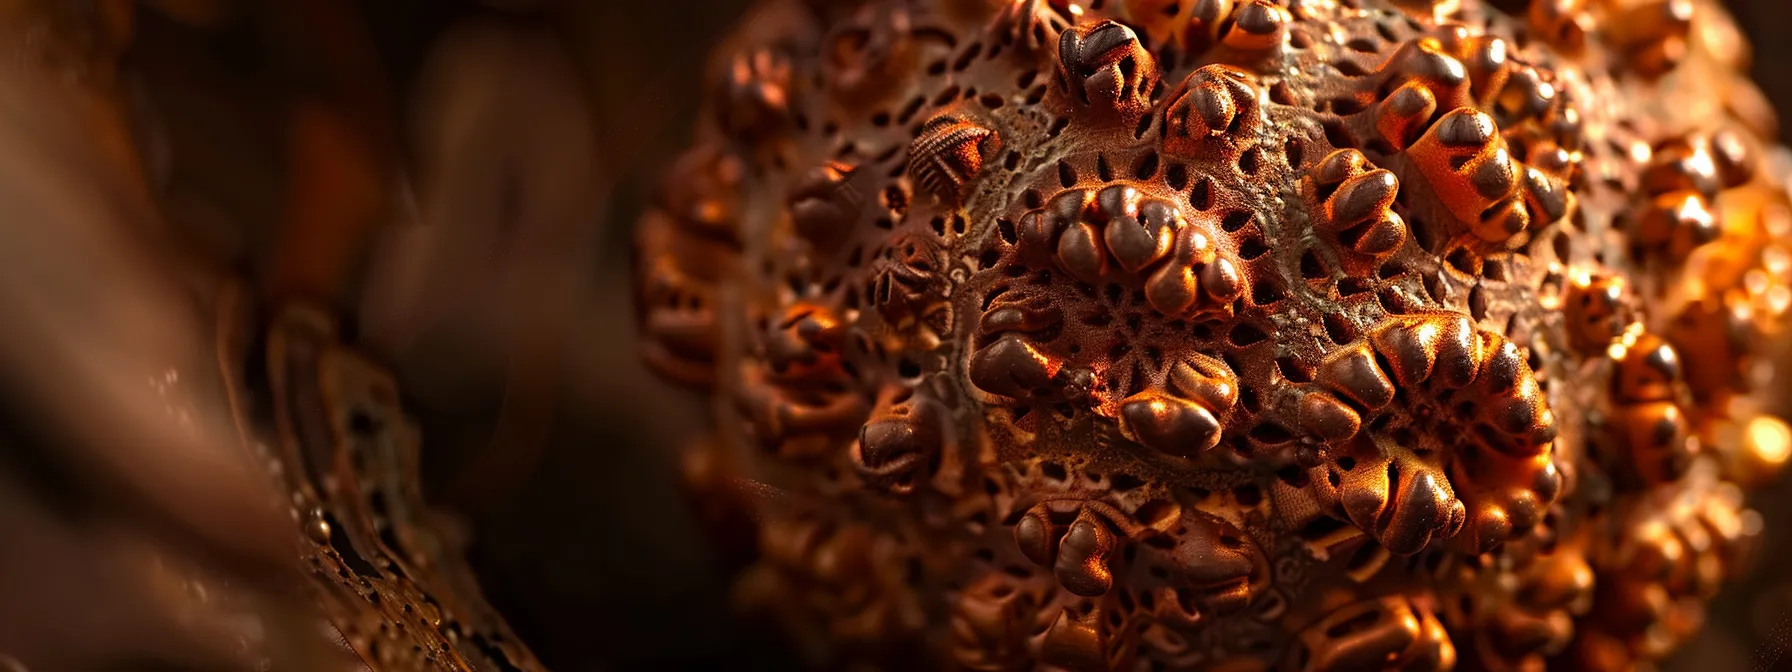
[636,0,1792,669]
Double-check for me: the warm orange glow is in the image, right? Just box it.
[1746,415,1792,466]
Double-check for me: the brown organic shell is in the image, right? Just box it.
[635,0,1792,669]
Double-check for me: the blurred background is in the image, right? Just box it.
[0,0,1790,670]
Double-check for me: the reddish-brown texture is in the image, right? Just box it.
[636,0,1792,669]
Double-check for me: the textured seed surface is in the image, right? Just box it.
[636,0,1792,669]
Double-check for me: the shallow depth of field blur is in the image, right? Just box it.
[1,1,1791,670]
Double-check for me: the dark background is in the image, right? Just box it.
[120,1,1792,670]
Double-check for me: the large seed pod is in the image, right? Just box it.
[637,0,1792,669]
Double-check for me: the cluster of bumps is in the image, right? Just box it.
[635,0,1792,669]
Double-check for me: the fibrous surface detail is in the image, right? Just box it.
[635,0,1792,669]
